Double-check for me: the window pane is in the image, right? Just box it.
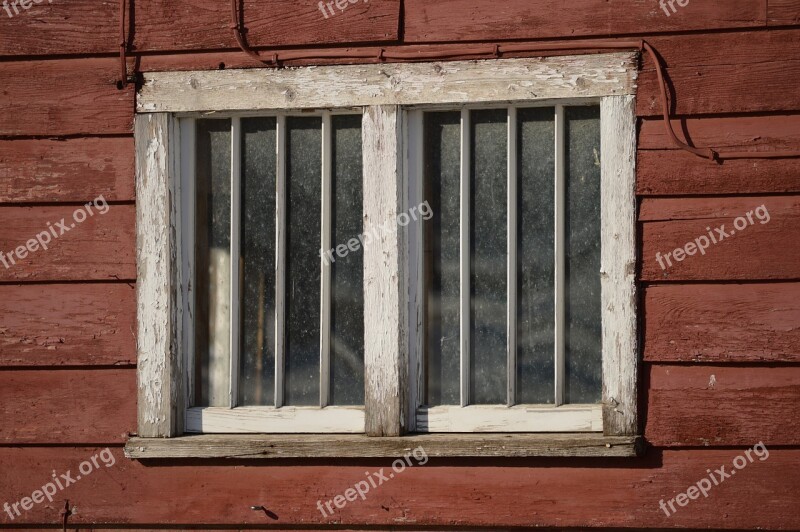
[285,116,322,406]
[330,115,364,406]
[195,119,232,407]
[564,106,602,404]
[424,111,461,406]
[469,109,507,405]
[239,117,277,406]
[517,108,555,404]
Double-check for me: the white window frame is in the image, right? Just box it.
[134,53,638,440]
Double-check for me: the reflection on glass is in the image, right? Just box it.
[330,115,364,406]
[469,109,507,405]
[239,118,277,406]
[517,108,555,404]
[285,116,322,406]
[564,106,602,404]
[195,119,232,407]
[424,112,461,406]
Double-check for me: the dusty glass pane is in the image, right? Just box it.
[330,115,364,406]
[194,119,232,407]
[285,116,322,406]
[423,112,461,406]
[469,109,507,405]
[516,108,555,404]
[564,106,602,404]
[239,117,277,406]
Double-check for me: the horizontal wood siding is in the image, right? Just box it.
[0,369,136,444]
[0,447,798,528]
[0,283,136,367]
[644,284,800,363]
[1,0,799,529]
[0,0,401,57]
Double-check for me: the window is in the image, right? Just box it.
[132,54,639,452]
[413,105,605,432]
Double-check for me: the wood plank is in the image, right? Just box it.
[0,204,136,282]
[138,53,638,113]
[2,447,799,528]
[403,0,766,43]
[0,283,136,367]
[363,105,407,436]
[0,138,134,203]
[646,365,800,446]
[640,196,800,281]
[638,30,800,116]
[0,59,133,137]
[600,95,638,436]
[637,149,800,196]
[135,114,184,438]
[0,0,400,57]
[0,369,136,444]
[639,114,800,151]
[126,433,639,459]
[644,283,800,362]
[768,0,800,25]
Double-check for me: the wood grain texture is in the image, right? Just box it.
[644,283,800,363]
[0,204,135,282]
[135,114,183,438]
[640,196,800,281]
[363,105,407,436]
[600,95,638,436]
[0,369,136,444]
[646,365,800,446]
[2,447,800,528]
[0,283,135,367]
[138,53,638,113]
[638,30,800,116]
[0,137,134,203]
[126,433,639,459]
[637,149,800,196]
[639,114,800,151]
[403,0,767,43]
[0,0,400,57]
[0,58,133,137]
[768,0,800,24]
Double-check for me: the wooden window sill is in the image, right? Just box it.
[125,433,644,459]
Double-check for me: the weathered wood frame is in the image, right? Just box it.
[134,53,638,450]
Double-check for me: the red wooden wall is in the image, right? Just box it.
[1,0,799,529]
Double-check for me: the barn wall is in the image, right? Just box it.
[1,0,799,529]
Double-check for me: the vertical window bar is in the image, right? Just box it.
[459,108,471,407]
[320,112,332,408]
[506,107,518,407]
[229,117,242,408]
[554,105,566,407]
[180,118,197,407]
[274,114,287,408]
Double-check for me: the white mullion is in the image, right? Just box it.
[407,109,425,430]
[507,107,518,407]
[320,112,332,408]
[554,105,566,407]
[459,109,471,408]
[229,117,242,409]
[275,114,287,408]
